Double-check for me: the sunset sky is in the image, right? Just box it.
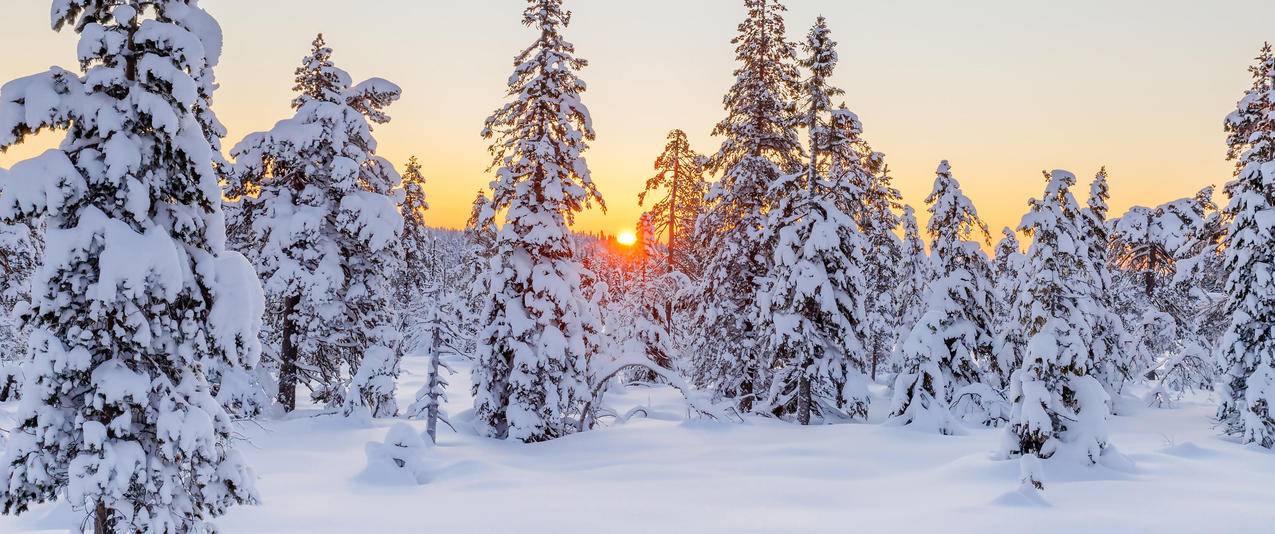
[2,0,1273,239]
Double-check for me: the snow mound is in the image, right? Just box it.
[990,484,1052,507]
[360,423,431,486]
[1159,441,1218,459]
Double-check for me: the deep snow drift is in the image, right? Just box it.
[2,354,1271,534]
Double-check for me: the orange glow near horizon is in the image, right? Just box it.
[1,1,1272,239]
[616,230,638,247]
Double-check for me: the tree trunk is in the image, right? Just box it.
[796,372,812,425]
[1144,269,1155,298]
[277,294,301,412]
[668,147,679,277]
[95,501,108,534]
[871,346,879,382]
[425,328,442,444]
[666,144,680,338]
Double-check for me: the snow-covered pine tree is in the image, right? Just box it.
[1172,185,1227,321]
[473,0,606,442]
[225,34,404,416]
[889,161,998,432]
[0,2,259,529]
[1217,43,1275,448]
[1110,205,1174,299]
[990,227,1027,390]
[639,130,708,278]
[460,191,497,322]
[1081,169,1133,405]
[757,16,870,424]
[1004,170,1113,489]
[693,0,803,412]
[1151,186,1225,404]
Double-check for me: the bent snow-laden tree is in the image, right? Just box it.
[693,0,803,413]
[1217,43,1275,448]
[226,35,404,416]
[473,0,607,443]
[0,1,261,531]
[1003,170,1114,490]
[889,161,999,433]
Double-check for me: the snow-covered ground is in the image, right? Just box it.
[3,354,1272,534]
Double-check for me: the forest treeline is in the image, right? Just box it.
[0,0,1269,531]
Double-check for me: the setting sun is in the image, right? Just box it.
[616,230,638,247]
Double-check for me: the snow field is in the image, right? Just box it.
[8,353,1267,534]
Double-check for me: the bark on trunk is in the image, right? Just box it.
[95,501,108,534]
[425,330,442,444]
[277,294,301,412]
[796,372,812,425]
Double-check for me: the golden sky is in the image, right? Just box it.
[2,0,1272,239]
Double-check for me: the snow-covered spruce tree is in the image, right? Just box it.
[1004,170,1114,489]
[990,227,1027,390]
[893,204,931,365]
[405,283,462,445]
[845,135,903,382]
[757,17,870,424]
[473,0,606,442]
[1226,42,1275,176]
[1081,169,1133,405]
[639,129,708,278]
[393,157,463,440]
[1217,43,1275,447]
[0,2,260,530]
[395,156,431,307]
[889,161,1000,432]
[460,191,497,323]
[693,0,803,412]
[225,34,404,416]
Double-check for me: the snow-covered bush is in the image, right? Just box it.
[362,423,431,485]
